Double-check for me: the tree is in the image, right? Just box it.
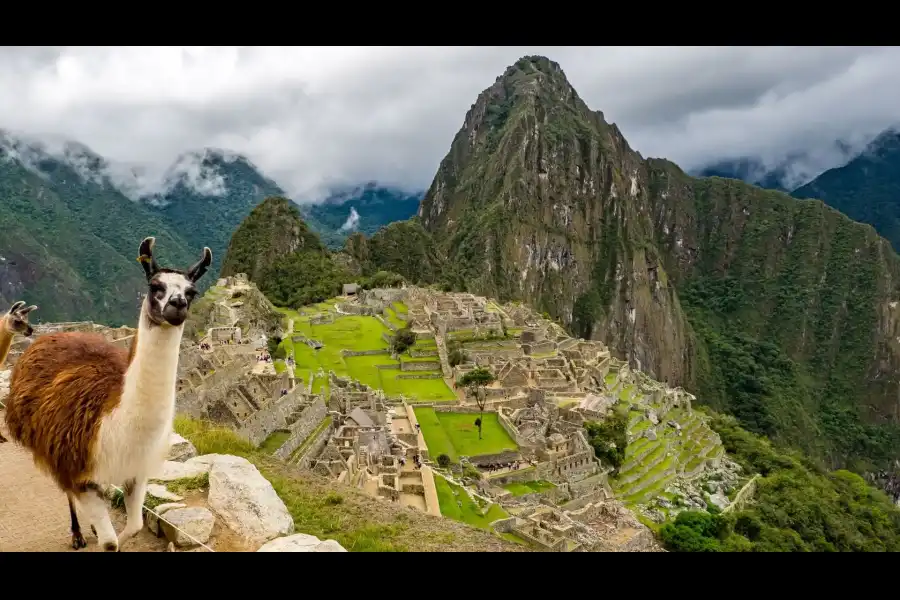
[458,367,495,440]
[437,454,451,468]
[392,327,417,354]
[267,335,282,357]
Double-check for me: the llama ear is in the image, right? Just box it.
[7,301,25,315]
[187,247,213,283]
[138,237,160,281]
[18,305,38,316]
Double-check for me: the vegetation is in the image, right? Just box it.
[584,409,628,471]
[392,327,417,354]
[433,473,509,530]
[274,307,455,402]
[414,407,517,462]
[173,416,520,552]
[502,480,556,497]
[300,185,423,250]
[659,414,900,552]
[792,131,900,253]
[458,367,496,440]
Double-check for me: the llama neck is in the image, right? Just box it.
[0,320,12,366]
[121,302,184,417]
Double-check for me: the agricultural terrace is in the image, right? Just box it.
[274,304,455,402]
[414,408,518,463]
[433,473,508,529]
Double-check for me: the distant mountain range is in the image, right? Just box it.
[0,130,421,323]
[697,130,900,251]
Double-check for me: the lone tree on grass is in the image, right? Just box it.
[392,327,417,355]
[458,367,495,440]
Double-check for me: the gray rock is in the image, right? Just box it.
[256,533,347,552]
[147,483,183,502]
[167,432,197,462]
[705,481,720,494]
[648,410,659,425]
[147,502,186,536]
[205,454,294,546]
[151,459,210,482]
[644,429,657,442]
[160,507,215,548]
[709,492,730,510]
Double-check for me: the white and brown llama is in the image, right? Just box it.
[4,237,211,551]
[0,300,37,443]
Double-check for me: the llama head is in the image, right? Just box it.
[138,237,212,328]
[3,301,37,337]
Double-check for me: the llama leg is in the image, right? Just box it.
[118,477,147,546]
[75,483,118,552]
[67,493,87,550]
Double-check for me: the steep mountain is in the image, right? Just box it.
[697,158,790,192]
[414,55,900,473]
[792,129,900,253]
[300,183,423,250]
[344,219,447,285]
[142,149,286,276]
[220,196,351,307]
[0,133,197,325]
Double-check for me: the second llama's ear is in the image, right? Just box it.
[137,237,160,281]
[187,247,213,283]
[7,301,25,315]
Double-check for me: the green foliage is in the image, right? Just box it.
[300,186,423,250]
[392,327,417,354]
[344,220,450,287]
[359,270,405,290]
[792,132,900,253]
[661,414,900,552]
[584,410,628,470]
[659,511,728,552]
[436,454,452,469]
[459,367,495,389]
[267,335,282,357]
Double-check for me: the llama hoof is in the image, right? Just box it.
[71,531,87,550]
[103,541,119,552]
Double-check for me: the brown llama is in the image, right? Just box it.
[0,301,37,442]
[4,237,211,551]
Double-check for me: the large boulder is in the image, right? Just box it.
[202,454,294,546]
[256,533,347,552]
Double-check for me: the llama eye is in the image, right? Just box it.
[150,283,165,296]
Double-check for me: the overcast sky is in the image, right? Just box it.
[2,46,898,199]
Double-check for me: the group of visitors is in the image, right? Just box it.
[482,460,521,473]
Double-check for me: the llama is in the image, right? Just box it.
[4,237,211,551]
[0,300,37,365]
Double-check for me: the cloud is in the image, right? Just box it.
[2,46,898,199]
[340,207,361,232]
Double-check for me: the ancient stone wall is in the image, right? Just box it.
[238,390,309,446]
[273,398,328,460]
[400,360,441,372]
[298,421,337,470]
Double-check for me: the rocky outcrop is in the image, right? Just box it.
[256,533,347,552]
[200,453,294,545]
[167,432,197,462]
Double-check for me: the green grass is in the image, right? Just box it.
[502,480,557,497]
[433,474,509,529]
[260,430,291,454]
[384,307,407,329]
[277,309,454,402]
[414,408,518,462]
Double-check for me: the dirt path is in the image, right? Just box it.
[0,410,167,552]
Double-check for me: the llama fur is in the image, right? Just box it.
[4,237,211,551]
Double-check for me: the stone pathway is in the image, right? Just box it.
[0,411,167,552]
